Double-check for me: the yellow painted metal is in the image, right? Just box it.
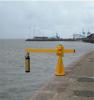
[56,44,64,56]
[64,49,75,53]
[25,53,30,73]
[55,44,65,76]
[55,55,65,76]
[25,47,75,54]
[25,48,57,53]
[25,44,75,76]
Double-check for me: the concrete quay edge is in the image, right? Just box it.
[29,51,94,100]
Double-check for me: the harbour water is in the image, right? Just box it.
[0,39,94,100]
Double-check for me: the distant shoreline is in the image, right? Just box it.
[25,39,79,41]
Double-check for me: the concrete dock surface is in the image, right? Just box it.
[29,51,94,100]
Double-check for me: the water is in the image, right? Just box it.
[0,39,94,100]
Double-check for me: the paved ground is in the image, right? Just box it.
[29,51,94,100]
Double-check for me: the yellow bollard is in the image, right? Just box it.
[25,52,30,73]
[25,44,75,75]
[55,44,65,76]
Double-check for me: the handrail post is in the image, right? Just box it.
[55,44,65,76]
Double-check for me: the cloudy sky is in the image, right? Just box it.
[0,0,94,38]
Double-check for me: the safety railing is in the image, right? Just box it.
[25,44,75,76]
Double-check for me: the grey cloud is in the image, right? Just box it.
[0,1,94,38]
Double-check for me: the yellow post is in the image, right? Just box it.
[25,52,30,73]
[24,44,75,75]
[55,44,65,76]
